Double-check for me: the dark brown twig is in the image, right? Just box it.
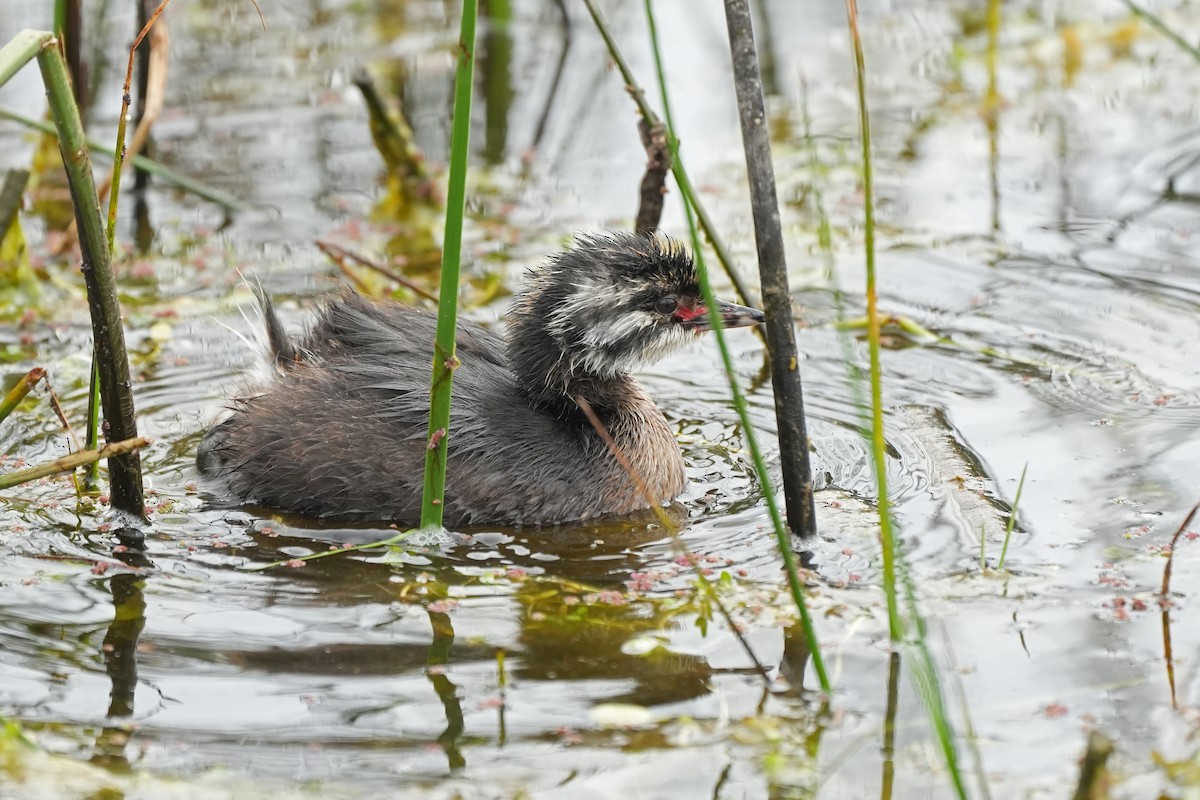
[1160,500,1198,709]
[722,0,816,540]
[42,373,81,452]
[634,119,670,235]
[315,239,438,302]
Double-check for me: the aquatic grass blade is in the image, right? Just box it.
[420,0,478,529]
[641,0,830,696]
[997,463,1027,571]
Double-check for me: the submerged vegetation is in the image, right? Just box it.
[0,1,1198,798]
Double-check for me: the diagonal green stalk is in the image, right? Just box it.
[1121,0,1200,63]
[420,0,478,529]
[0,107,249,211]
[642,0,829,695]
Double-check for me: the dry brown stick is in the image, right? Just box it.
[574,395,772,688]
[0,436,149,490]
[316,239,438,302]
[634,119,670,236]
[42,373,81,452]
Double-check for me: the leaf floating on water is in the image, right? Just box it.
[589,703,654,728]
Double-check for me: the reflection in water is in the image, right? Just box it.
[481,0,513,166]
[425,609,465,771]
[880,651,900,800]
[91,544,150,772]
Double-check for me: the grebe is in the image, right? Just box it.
[197,232,763,527]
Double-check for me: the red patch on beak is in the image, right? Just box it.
[674,305,707,322]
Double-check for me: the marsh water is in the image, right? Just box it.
[1,0,1199,797]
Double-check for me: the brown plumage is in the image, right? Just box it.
[197,232,763,527]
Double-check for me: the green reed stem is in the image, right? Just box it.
[1121,0,1200,64]
[844,0,900,641]
[420,0,477,530]
[997,463,1026,571]
[580,0,754,308]
[33,32,146,518]
[0,30,50,88]
[643,0,829,695]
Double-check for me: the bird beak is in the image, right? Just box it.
[680,299,765,331]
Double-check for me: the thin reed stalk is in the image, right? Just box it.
[843,0,900,641]
[722,0,816,540]
[1121,0,1200,64]
[420,0,478,529]
[843,4,970,795]
[642,0,829,695]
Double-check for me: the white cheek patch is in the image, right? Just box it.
[580,310,655,348]
[548,283,642,340]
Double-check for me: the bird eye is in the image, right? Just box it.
[655,296,678,315]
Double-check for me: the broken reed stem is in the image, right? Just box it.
[574,395,773,689]
[641,0,829,695]
[579,0,754,308]
[1161,501,1199,598]
[37,35,146,519]
[0,368,46,424]
[634,119,670,235]
[419,0,478,529]
[722,0,816,541]
[0,437,149,490]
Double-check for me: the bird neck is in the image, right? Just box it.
[506,320,637,418]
